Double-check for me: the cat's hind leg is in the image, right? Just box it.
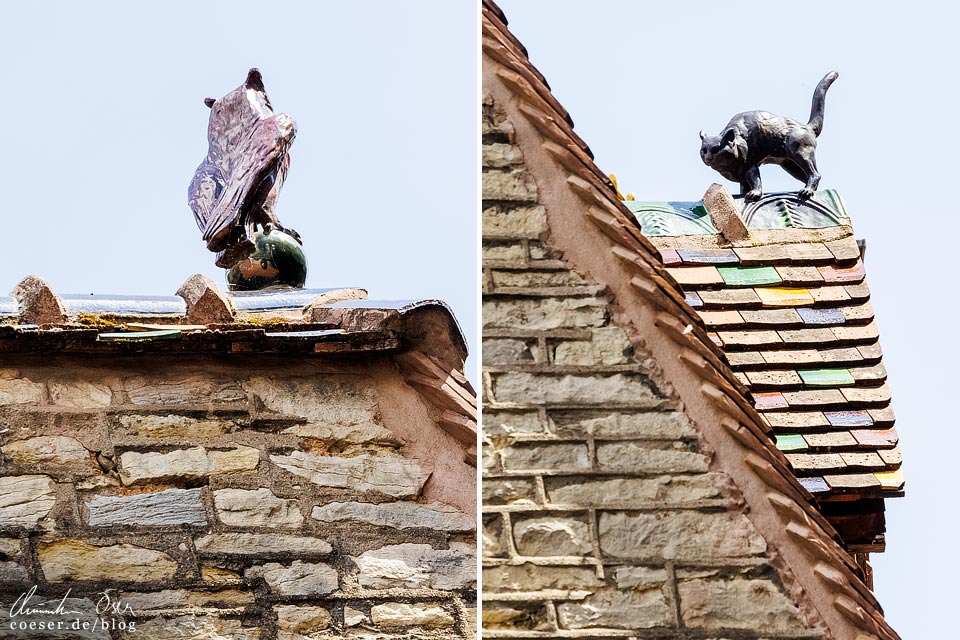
[790,136,820,200]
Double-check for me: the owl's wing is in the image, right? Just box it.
[201,114,295,252]
[187,162,224,231]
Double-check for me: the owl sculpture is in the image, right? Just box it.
[188,68,300,269]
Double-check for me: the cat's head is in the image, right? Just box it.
[699,128,746,172]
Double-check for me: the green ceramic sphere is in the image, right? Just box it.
[226,229,307,291]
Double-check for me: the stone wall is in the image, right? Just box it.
[480,96,823,637]
[0,351,475,639]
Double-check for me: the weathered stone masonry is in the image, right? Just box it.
[481,98,826,637]
[0,348,475,639]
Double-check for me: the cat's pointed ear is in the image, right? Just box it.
[699,130,706,141]
[720,128,738,147]
[204,98,216,108]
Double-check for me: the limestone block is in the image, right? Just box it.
[482,515,506,558]
[119,588,254,611]
[547,474,732,507]
[482,297,606,330]
[200,566,243,586]
[274,605,332,634]
[243,376,377,425]
[280,422,400,447]
[482,241,526,262]
[482,411,542,436]
[481,441,498,473]
[118,446,259,484]
[553,327,634,366]
[482,564,603,592]
[0,475,56,526]
[344,607,367,627]
[614,565,669,588]
[0,538,22,558]
[481,338,535,366]
[557,588,673,630]
[0,376,44,406]
[482,478,537,505]
[703,183,748,242]
[513,517,593,556]
[353,542,475,590]
[482,602,550,631]
[124,375,246,406]
[482,142,524,168]
[270,452,425,499]
[118,414,230,439]
[10,275,67,325]
[86,488,207,526]
[3,436,90,466]
[213,488,302,528]
[194,533,331,556]
[551,411,697,440]
[481,172,539,204]
[599,511,766,561]
[38,540,177,582]
[48,381,113,408]
[492,269,588,289]
[499,443,590,472]
[678,577,813,632]
[245,560,338,596]
[310,501,473,531]
[595,442,710,474]
[493,372,661,406]
[0,560,28,581]
[176,273,235,324]
[370,603,454,628]
[119,616,259,640]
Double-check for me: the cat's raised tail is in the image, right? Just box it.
[808,71,839,136]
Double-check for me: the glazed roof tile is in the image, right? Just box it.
[634,194,902,502]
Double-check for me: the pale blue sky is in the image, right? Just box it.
[0,1,476,375]
[498,0,955,635]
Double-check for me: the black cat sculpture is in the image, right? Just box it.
[699,71,838,203]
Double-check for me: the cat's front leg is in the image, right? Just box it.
[742,166,762,202]
[799,171,821,200]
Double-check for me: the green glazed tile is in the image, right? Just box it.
[775,434,808,452]
[716,266,782,287]
[798,368,855,387]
